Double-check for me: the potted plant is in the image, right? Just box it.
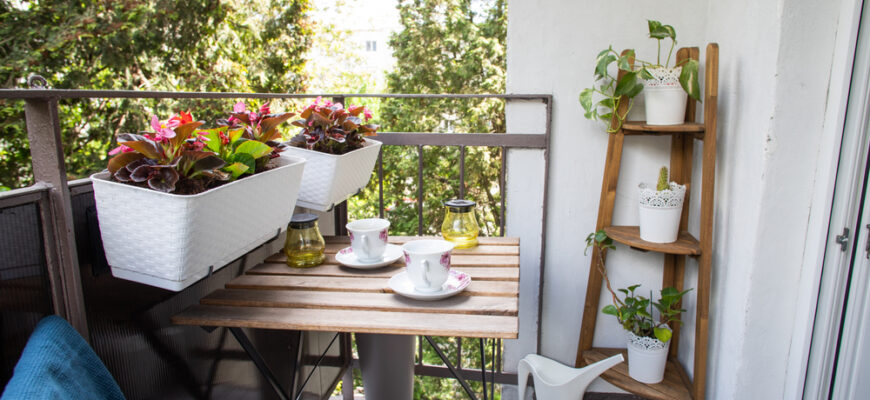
[580,20,701,130]
[90,104,305,291]
[638,166,686,243]
[586,231,691,384]
[281,97,381,211]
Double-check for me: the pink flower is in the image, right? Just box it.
[363,108,373,121]
[314,96,322,105]
[233,101,246,113]
[150,115,178,141]
[108,144,132,155]
[218,131,230,145]
[196,132,211,142]
[259,103,270,115]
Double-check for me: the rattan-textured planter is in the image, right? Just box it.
[91,155,305,291]
[280,138,381,211]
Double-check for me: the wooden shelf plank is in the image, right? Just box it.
[622,121,705,134]
[248,263,519,282]
[604,226,701,256]
[172,305,519,338]
[201,289,518,316]
[226,275,519,297]
[582,348,692,400]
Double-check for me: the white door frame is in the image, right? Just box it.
[802,0,870,397]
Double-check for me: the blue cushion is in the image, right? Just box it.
[1,315,125,400]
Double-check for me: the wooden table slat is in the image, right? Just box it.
[202,289,518,316]
[324,235,519,246]
[226,275,519,297]
[172,305,519,339]
[314,243,520,256]
[247,263,519,281]
[265,253,519,267]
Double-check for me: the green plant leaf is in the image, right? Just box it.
[595,53,617,79]
[579,88,594,113]
[224,162,250,179]
[654,327,672,343]
[640,68,655,80]
[234,140,273,159]
[617,50,635,71]
[679,59,702,101]
[229,152,256,175]
[614,71,639,97]
[602,304,618,315]
[647,20,673,39]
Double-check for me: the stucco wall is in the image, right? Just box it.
[506,0,846,397]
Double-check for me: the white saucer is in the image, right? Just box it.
[388,270,472,300]
[336,243,403,269]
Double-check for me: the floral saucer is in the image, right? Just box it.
[388,270,472,301]
[336,243,403,269]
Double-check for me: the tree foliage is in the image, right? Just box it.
[349,0,507,241]
[0,0,312,189]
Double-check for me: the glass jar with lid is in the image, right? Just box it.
[284,213,325,268]
[441,199,480,249]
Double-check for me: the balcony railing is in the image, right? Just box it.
[0,85,551,398]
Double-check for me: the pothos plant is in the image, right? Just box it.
[579,20,701,133]
[585,229,692,343]
[106,102,294,194]
[288,97,379,155]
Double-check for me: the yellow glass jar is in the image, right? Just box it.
[284,213,325,268]
[441,199,480,249]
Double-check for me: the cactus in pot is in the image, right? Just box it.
[638,166,686,243]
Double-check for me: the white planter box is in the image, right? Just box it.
[91,156,305,291]
[280,138,382,211]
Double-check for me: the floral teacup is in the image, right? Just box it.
[346,218,390,263]
[401,239,455,292]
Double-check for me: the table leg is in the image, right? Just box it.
[228,327,291,400]
[357,333,415,399]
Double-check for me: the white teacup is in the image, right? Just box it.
[346,218,391,262]
[401,239,455,292]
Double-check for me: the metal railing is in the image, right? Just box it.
[0,85,551,396]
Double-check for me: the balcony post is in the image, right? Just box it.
[24,93,89,340]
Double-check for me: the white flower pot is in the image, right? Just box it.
[90,156,305,291]
[638,182,686,243]
[626,331,670,384]
[643,67,688,125]
[280,138,382,211]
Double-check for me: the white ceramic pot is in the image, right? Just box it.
[643,67,688,125]
[280,138,382,211]
[626,331,670,384]
[91,156,305,291]
[638,182,686,243]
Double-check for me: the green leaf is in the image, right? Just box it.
[679,59,702,101]
[234,140,273,159]
[654,327,672,343]
[602,305,618,316]
[229,152,256,176]
[579,88,594,113]
[625,82,644,98]
[647,20,673,39]
[639,68,655,80]
[617,50,635,71]
[595,53,617,78]
[224,162,250,179]
[614,71,638,96]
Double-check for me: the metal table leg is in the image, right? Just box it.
[229,327,291,400]
[424,336,479,400]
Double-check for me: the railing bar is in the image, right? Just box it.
[417,145,424,236]
[378,150,385,219]
[413,365,516,385]
[499,146,506,237]
[376,133,546,148]
[0,183,50,208]
[490,339,496,400]
[459,145,466,199]
[457,337,463,370]
[0,89,551,101]
[418,336,424,365]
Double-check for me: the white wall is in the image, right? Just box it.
[506,0,848,397]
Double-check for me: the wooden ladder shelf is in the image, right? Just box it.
[575,43,718,400]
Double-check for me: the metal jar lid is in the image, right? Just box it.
[289,213,318,229]
[443,199,476,213]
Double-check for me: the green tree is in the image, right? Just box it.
[349,0,506,241]
[0,0,313,189]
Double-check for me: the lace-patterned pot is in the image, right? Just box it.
[643,67,688,125]
[638,182,686,243]
[626,331,670,384]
